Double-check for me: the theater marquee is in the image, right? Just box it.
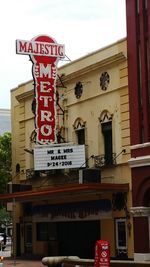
[16,35,65,144]
[34,145,86,170]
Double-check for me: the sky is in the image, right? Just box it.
[0,0,126,109]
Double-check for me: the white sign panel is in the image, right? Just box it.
[16,39,65,57]
[34,145,86,170]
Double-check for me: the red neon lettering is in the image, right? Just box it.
[39,96,52,107]
[39,64,52,79]
[40,81,51,92]
[27,42,33,53]
[41,110,53,122]
[40,125,52,136]
[19,41,27,53]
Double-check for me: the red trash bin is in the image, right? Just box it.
[94,240,110,267]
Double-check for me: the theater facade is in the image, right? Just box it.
[3,37,133,259]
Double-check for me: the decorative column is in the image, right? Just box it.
[131,207,150,261]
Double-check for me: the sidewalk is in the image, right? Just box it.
[2,258,44,267]
[0,245,44,267]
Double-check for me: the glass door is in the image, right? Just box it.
[115,218,127,259]
[24,223,32,254]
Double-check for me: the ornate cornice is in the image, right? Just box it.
[130,206,150,217]
[16,89,34,102]
[60,52,126,83]
[131,142,150,150]
[128,155,150,168]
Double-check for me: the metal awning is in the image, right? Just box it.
[0,183,129,203]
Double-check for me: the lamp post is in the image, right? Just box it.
[12,198,16,266]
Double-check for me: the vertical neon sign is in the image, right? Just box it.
[16,35,65,144]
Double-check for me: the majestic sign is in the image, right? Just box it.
[16,35,65,144]
[34,145,86,170]
[16,39,65,57]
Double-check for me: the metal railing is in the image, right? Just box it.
[94,153,117,168]
[42,256,150,267]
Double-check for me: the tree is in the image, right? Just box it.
[0,132,12,231]
[0,132,11,193]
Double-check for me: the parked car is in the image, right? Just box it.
[0,233,6,251]
[6,236,11,246]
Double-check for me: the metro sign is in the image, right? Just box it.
[16,35,65,144]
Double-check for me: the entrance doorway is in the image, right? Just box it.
[115,218,127,259]
[16,223,21,256]
[24,223,32,254]
[57,220,100,259]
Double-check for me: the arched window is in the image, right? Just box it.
[73,117,86,145]
[16,163,20,173]
[99,110,113,166]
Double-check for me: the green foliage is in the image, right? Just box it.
[0,132,12,227]
[0,132,11,193]
[0,207,12,226]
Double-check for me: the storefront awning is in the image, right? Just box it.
[0,183,129,203]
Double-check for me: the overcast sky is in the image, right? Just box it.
[0,0,126,109]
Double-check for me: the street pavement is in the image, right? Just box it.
[0,245,44,267]
[3,259,44,267]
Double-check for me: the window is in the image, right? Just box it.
[73,117,86,145]
[37,222,48,241]
[76,128,85,145]
[99,110,114,166]
[16,163,20,173]
[101,121,113,165]
[36,222,57,241]
[25,223,32,244]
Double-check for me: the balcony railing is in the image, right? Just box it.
[94,153,117,168]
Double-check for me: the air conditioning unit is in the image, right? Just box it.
[79,168,101,184]
[20,184,32,192]
[7,183,20,193]
[7,183,32,193]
